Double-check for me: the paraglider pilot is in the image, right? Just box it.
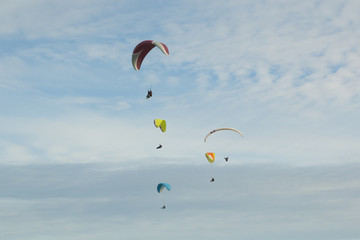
[156,144,162,149]
[224,157,229,162]
[210,178,215,182]
[146,89,152,99]
[161,205,166,209]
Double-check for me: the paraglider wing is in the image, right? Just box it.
[154,119,166,132]
[204,127,244,143]
[157,183,171,193]
[132,40,169,71]
[205,152,215,163]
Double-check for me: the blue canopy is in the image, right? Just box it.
[157,183,171,193]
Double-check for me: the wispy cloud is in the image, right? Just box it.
[0,1,359,237]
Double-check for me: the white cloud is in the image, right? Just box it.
[0,0,359,168]
[0,0,118,38]
[0,142,36,164]
[159,0,360,112]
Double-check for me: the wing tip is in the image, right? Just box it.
[152,41,169,56]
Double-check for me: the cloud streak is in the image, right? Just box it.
[1,163,359,239]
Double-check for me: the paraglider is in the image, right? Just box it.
[154,119,166,132]
[157,183,171,210]
[205,152,215,163]
[204,127,244,143]
[132,40,169,71]
[157,183,171,193]
[205,154,216,183]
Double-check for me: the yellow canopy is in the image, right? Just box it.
[154,119,166,132]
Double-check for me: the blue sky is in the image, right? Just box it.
[1,0,360,239]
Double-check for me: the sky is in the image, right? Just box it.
[0,0,359,239]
